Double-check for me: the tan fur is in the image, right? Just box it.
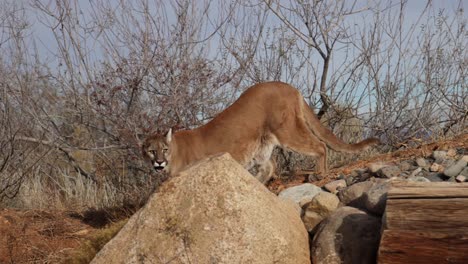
[142,81,380,183]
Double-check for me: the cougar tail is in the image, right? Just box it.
[301,99,380,153]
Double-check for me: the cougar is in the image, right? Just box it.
[142,81,379,183]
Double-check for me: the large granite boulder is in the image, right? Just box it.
[92,153,310,264]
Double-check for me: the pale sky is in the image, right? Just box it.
[6,0,466,73]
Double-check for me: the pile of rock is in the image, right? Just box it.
[92,150,466,264]
[277,149,467,263]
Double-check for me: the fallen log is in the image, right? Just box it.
[378,181,468,264]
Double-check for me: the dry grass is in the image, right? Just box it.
[2,162,158,212]
[66,219,127,264]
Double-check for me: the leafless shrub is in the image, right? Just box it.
[0,0,466,209]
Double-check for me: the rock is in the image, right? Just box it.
[91,153,310,264]
[407,176,431,183]
[278,183,322,208]
[456,175,466,182]
[338,181,375,209]
[367,162,389,174]
[345,176,355,186]
[302,211,322,233]
[460,167,468,177]
[447,148,457,157]
[416,158,429,168]
[408,167,423,178]
[310,192,341,213]
[432,150,448,163]
[302,192,340,232]
[462,155,468,162]
[399,160,416,172]
[364,181,391,215]
[443,159,468,178]
[311,207,381,264]
[349,170,360,178]
[324,179,346,194]
[359,172,372,182]
[283,198,303,216]
[424,173,445,182]
[430,162,443,172]
[308,173,325,182]
[376,165,402,178]
[447,176,457,182]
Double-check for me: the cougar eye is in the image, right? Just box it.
[163,148,168,153]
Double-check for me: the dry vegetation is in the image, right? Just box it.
[0,1,466,261]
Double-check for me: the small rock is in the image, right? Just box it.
[462,155,468,162]
[349,170,360,178]
[443,159,468,178]
[376,165,402,178]
[364,181,391,215]
[447,176,457,182]
[459,167,468,177]
[424,173,445,182]
[432,150,448,163]
[367,162,389,173]
[456,175,466,183]
[308,173,325,182]
[400,171,410,177]
[345,176,355,186]
[338,181,375,209]
[324,179,347,194]
[430,163,443,172]
[302,211,323,233]
[359,173,372,182]
[311,207,381,264]
[416,158,429,168]
[409,167,423,177]
[302,192,340,232]
[278,183,322,208]
[307,192,340,213]
[447,148,457,157]
[407,176,431,183]
[399,160,416,172]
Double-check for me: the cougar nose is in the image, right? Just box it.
[153,160,166,171]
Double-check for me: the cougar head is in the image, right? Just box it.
[142,129,172,172]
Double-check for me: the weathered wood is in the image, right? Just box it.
[387,181,468,199]
[378,182,468,264]
[379,230,468,264]
[385,198,468,232]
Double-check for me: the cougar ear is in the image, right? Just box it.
[165,128,172,143]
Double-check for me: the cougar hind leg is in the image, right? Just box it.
[275,117,328,174]
[255,159,276,184]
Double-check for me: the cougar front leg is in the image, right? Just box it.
[255,159,276,184]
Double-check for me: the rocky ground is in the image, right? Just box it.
[269,133,468,192]
[0,133,466,263]
[275,133,467,263]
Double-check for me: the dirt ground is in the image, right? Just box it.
[1,133,466,263]
[0,209,95,263]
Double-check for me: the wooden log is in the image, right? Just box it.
[379,230,468,264]
[384,198,468,232]
[378,181,468,264]
[387,181,468,199]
